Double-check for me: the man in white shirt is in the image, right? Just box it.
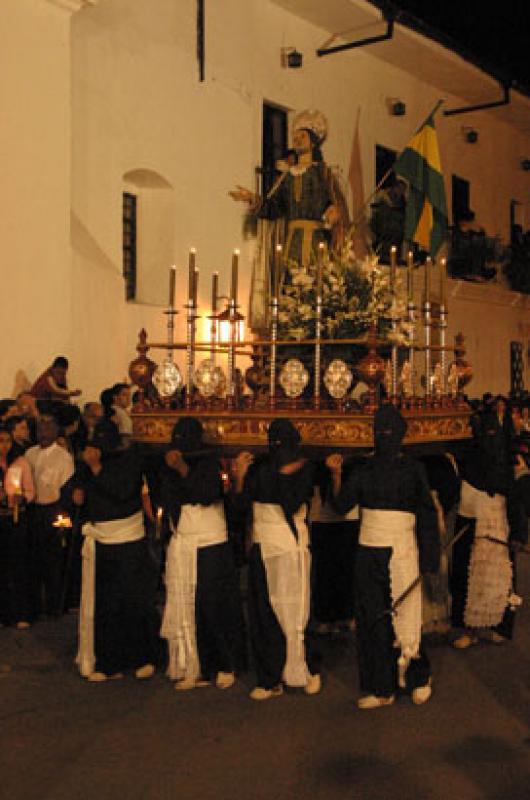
[111,383,133,438]
[26,416,74,616]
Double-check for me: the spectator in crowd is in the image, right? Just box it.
[15,391,39,444]
[111,383,133,438]
[448,210,496,282]
[5,416,31,457]
[0,426,35,629]
[31,356,82,406]
[71,402,104,453]
[25,416,75,617]
[0,399,18,422]
[369,176,407,264]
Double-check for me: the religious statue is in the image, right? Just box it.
[230,109,348,331]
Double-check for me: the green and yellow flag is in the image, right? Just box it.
[394,101,448,257]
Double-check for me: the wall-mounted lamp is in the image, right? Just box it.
[281,47,303,69]
[463,127,479,144]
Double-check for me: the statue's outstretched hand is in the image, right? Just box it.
[229,185,256,204]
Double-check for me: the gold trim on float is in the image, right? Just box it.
[132,410,472,447]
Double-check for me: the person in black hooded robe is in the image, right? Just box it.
[159,417,245,691]
[310,456,362,634]
[231,419,321,700]
[70,419,159,681]
[326,405,439,710]
[450,411,528,649]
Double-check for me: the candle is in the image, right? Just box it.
[317,242,324,298]
[193,268,199,308]
[231,249,239,302]
[52,513,72,529]
[390,245,397,292]
[407,251,413,301]
[155,507,163,540]
[188,248,196,301]
[424,257,432,302]
[274,244,282,297]
[169,265,176,308]
[211,271,219,313]
[440,257,447,308]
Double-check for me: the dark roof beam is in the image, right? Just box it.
[316,15,394,58]
[443,83,511,117]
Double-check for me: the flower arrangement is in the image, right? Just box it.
[277,237,411,343]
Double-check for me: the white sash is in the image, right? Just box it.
[360,508,421,688]
[465,491,512,628]
[459,480,482,518]
[161,503,227,681]
[252,502,310,687]
[77,511,145,677]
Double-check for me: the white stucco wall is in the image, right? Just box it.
[2,0,529,401]
[0,0,73,395]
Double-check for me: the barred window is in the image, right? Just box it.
[123,192,137,301]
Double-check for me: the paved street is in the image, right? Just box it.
[1,560,529,800]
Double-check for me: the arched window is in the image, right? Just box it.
[122,169,175,305]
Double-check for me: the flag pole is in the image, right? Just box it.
[349,99,445,235]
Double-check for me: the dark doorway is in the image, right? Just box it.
[262,103,288,198]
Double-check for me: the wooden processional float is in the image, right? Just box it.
[129,246,473,450]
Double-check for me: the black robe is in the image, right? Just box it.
[310,458,362,627]
[232,453,319,689]
[333,452,439,697]
[159,452,246,679]
[0,485,31,626]
[72,450,159,675]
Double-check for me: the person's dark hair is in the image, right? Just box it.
[374,404,407,444]
[111,382,129,400]
[171,417,204,454]
[55,404,81,429]
[267,419,301,449]
[5,415,24,433]
[52,356,69,369]
[90,419,122,454]
[100,388,115,418]
[36,398,55,417]
[0,398,17,419]
[0,424,18,467]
